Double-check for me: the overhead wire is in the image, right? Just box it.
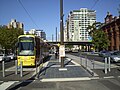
[17,0,39,29]
[91,0,99,9]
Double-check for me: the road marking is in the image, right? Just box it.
[71,60,81,66]
[0,81,3,83]
[41,77,91,82]
[0,81,16,90]
[43,61,49,67]
[103,76,114,79]
[66,58,81,66]
[118,76,120,78]
[90,77,100,80]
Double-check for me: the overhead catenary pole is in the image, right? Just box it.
[56,27,57,43]
[52,34,54,42]
[60,0,64,68]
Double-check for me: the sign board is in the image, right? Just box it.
[58,43,60,47]
[59,45,65,57]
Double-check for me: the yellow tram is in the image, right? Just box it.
[17,35,49,66]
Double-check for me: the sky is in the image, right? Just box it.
[0,0,120,40]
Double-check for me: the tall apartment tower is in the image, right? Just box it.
[65,8,96,41]
[8,19,24,30]
[28,29,46,40]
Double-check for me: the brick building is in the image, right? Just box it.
[102,12,120,51]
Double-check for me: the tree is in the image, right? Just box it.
[86,22,110,51]
[0,26,23,53]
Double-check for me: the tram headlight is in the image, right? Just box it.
[18,57,20,59]
[31,57,35,59]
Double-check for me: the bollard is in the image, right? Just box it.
[2,60,5,77]
[104,57,107,74]
[81,57,82,65]
[36,61,38,76]
[36,60,38,78]
[15,60,18,75]
[86,56,87,68]
[37,64,41,79]
[20,61,23,77]
[92,59,95,69]
[108,57,111,72]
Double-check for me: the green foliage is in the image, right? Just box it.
[65,45,73,49]
[92,29,110,51]
[0,27,23,50]
[86,22,110,51]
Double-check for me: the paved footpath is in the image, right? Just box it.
[66,54,120,78]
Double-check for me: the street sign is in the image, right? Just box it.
[59,45,65,57]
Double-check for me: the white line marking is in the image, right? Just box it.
[41,77,91,82]
[103,76,114,79]
[0,81,16,90]
[59,68,67,71]
[90,77,100,80]
[71,60,81,66]
[66,58,81,66]
[118,76,120,78]
[43,61,49,67]
[0,81,3,83]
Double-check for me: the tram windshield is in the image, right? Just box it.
[18,37,34,56]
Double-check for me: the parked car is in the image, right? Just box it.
[72,49,79,53]
[108,51,120,63]
[7,53,17,60]
[99,50,109,57]
[0,54,10,62]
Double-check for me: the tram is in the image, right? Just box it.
[17,35,49,66]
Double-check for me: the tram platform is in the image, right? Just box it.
[0,54,92,81]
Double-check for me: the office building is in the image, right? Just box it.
[28,29,46,40]
[102,12,120,51]
[65,8,96,41]
[7,19,24,30]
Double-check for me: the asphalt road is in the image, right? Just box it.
[70,52,120,66]
[71,52,104,61]
[6,78,120,90]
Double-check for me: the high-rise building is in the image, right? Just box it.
[7,19,24,30]
[36,30,46,40]
[29,29,36,34]
[65,8,96,41]
[28,29,46,40]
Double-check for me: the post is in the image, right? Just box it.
[108,57,111,72]
[52,34,54,42]
[80,53,82,65]
[81,57,82,65]
[92,59,95,69]
[85,56,87,68]
[104,57,107,74]
[20,61,23,77]
[2,60,5,77]
[56,27,57,43]
[15,60,18,75]
[60,0,64,68]
[36,60,38,76]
